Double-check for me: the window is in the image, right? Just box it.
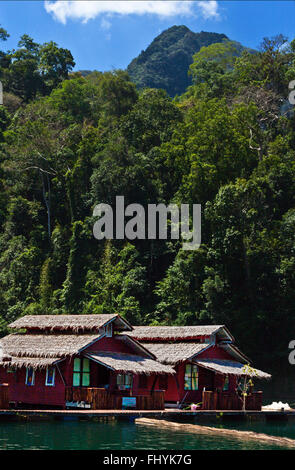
[117,374,132,390]
[82,358,90,386]
[223,375,229,391]
[138,375,147,389]
[158,375,168,390]
[25,367,35,386]
[73,358,90,387]
[46,366,56,386]
[184,364,198,391]
[105,324,113,337]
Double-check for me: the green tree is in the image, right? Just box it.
[84,242,147,324]
[39,41,75,93]
[188,40,244,98]
[0,25,9,42]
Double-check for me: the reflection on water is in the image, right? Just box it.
[0,419,292,450]
[213,420,295,440]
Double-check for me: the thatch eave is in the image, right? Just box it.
[139,342,210,365]
[8,314,133,333]
[0,356,64,370]
[0,333,102,359]
[128,325,225,341]
[85,351,175,375]
[195,359,271,380]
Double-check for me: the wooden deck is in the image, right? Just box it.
[0,408,295,422]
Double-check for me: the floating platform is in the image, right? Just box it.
[0,408,295,422]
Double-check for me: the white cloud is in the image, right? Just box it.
[197,1,219,19]
[100,18,111,31]
[44,1,219,24]
[100,17,111,40]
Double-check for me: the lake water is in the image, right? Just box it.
[0,419,293,450]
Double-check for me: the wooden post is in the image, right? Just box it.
[0,384,9,409]
[213,391,218,409]
[150,375,158,396]
[174,370,181,402]
[56,363,66,386]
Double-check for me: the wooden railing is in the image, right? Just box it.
[65,387,115,410]
[0,383,9,409]
[116,391,165,410]
[202,390,263,411]
[65,387,165,410]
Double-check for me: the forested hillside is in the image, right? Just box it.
[0,26,295,379]
[127,25,241,96]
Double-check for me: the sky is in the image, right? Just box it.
[0,1,294,71]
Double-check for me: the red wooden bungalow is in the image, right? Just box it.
[0,315,271,411]
[0,315,174,410]
[128,325,271,410]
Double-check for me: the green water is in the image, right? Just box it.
[0,419,293,450]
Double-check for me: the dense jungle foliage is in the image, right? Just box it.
[0,25,295,377]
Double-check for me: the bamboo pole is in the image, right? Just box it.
[135,418,295,448]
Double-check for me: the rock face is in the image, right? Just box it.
[127,25,228,96]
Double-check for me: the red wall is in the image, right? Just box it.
[197,345,235,360]
[162,363,213,403]
[0,360,67,407]
[85,336,131,354]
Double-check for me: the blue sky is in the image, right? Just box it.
[0,1,294,71]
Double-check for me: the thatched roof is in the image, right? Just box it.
[116,335,157,360]
[8,314,132,333]
[0,343,11,362]
[1,333,102,358]
[129,325,233,341]
[140,342,209,365]
[85,352,175,375]
[220,343,250,363]
[195,359,271,379]
[0,357,62,370]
